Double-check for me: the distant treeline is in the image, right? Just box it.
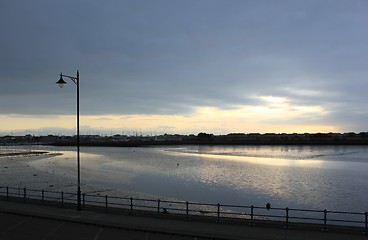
[0,132,368,147]
[3,132,368,146]
[191,132,368,145]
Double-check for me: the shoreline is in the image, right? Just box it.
[0,151,59,158]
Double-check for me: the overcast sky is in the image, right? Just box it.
[1,0,367,135]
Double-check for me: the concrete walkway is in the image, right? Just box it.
[0,200,366,240]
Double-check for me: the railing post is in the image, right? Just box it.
[285,207,289,229]
[105,195,108,210]
[217,203,221,222]
[42,189,44,202]
[61,191,64,207]
[23,187,26,201]
[6,186,9,200]
[250,205,254,226]
[83,193,85,207]
[323,209,328,231]
[186,201,189,220]
[365,212,368,235]
[157,199,161,216]
[130,197,133,215]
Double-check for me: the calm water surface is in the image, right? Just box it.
[21,145,368,212]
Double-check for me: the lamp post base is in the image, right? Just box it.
[77,188,82,211]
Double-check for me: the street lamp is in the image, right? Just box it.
[56,70,81,211]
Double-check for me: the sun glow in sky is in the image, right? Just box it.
[0,1,367,135]
[0,95,336,135]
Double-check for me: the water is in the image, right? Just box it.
[8,145,368,212]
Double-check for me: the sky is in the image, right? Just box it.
[0,0,367,136]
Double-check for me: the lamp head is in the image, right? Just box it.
[56,74,67,88]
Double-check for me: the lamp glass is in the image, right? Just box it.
[56,77,67,88]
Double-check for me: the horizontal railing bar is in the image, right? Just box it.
[328,211,364,215]
[328,219,364,224]
[189,202,219,207]
[253,214,286,219]
[160,200,187,204]
[287,208,324,213]
[289,216,325,221]
[101,195,130,200]
[220,204,251,208]
[130,198,157,202]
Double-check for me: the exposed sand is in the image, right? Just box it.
[0,150,168,198]
[0,152,71,190]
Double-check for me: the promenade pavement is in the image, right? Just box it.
[0,199,366,240]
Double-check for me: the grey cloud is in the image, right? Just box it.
[0,0,367,132]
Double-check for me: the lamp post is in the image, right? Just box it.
[56,70,81,211]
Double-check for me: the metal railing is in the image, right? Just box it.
[0,186,367,234]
